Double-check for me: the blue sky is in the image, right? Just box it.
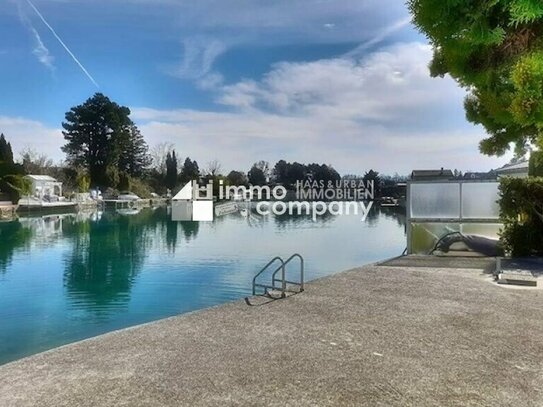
[0,0,511,174]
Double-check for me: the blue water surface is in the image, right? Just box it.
[0,206,406,365]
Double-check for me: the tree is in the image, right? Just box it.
[0,134,13,164]
[273,160,289,183]
[363,170,381,197]
[20,148,54,175]
[118,124,151,177]
[306,163,341,183]
[408,0,543,156]
[255,160,270,182]
[180,157,200,183]
[286,162,306,184]
[150,142,174,174]
[205,159,222,177]
[226,170,247,186]
[62,93,150,187]
[165,150,178,190]
[248,164,266,186]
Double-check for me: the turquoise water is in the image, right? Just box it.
[0,206,405,365]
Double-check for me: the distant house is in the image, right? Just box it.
[495,161,529,179]
[463,171,497,180]
[411,168,454,181]
[25,175,63,200]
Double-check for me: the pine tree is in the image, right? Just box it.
[0,134,14,164]
[180,157,200,182]
[408,0,543,156]
[165,150,178,189]
[62,93,151,187]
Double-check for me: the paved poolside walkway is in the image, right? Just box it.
[1,262,543,406]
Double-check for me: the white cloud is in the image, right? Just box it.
[197,72,224,90]
[29,26,54,70]
[218,42,462,120]
[171,37,227,80]
[132,42,512,175]
[2,41,512,175]
[17,0,55,70]
[0,116,64,162]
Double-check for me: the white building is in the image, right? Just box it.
[25,175,63,200]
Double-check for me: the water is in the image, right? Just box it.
[0,206,406,365]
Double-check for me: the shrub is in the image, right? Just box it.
[128,177,152,199]
[76,174,90,193]
[499,177,543,257]
[0,175,32,204]
[529,151,543,177]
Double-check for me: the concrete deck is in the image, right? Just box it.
[1,264,543,406]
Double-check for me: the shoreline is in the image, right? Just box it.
[1,260,543,406]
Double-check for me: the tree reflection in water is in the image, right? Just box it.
[0,221,32,273]
[62,208,199,313]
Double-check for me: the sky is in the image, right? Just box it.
[0,0,513,175]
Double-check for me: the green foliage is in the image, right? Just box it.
[226,170,247,186]
[248,165,266,186]
[118,172,131,192]
[408,0,543,155]
[62,93,151,188]
[165,150,178,190]
[0,175,32,204]
[529,151,543,176]
[0,162,24,178]
[180,157,200,183]
[272,160,340,186]
[511,52,543,125]
[127,177,152,199]
[499,177,543,256]
[0,134,14,164]
[363,169,382,196]
[76,174,91,193]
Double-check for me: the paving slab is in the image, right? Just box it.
[1,264,543,407]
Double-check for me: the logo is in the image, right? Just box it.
[171,181,214,221]
[171,179,375,222]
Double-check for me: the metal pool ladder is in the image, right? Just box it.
[252,254,304,298]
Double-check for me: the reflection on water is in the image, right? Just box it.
[0,205,405,365]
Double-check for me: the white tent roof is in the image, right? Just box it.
[25,175,59,182]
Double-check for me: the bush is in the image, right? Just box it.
[128,177,152,199]
[0,162,24,178]
[529,151,543,177]
[0,175,32,204]
[76,174,90,193]
[499,177,543,257]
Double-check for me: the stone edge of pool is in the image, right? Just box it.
[2,258,543,407]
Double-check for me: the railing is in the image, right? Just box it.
[252,254,304,298]
[272,254,304,293]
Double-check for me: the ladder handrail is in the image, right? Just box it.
[272,253,304,292]
[252,256,285,296]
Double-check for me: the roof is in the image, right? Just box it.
[411,169,454,179]
[495,160,529,174]
[25,175,58,182]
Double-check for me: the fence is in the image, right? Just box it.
[406,180,502,254]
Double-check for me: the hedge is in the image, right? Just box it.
[0,175,32,204]
[529,151,543,177]
[499,177,543,257]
